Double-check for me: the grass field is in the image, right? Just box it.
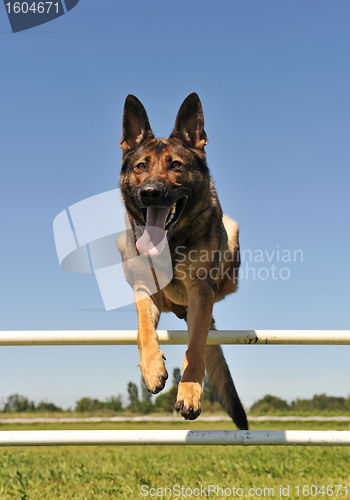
[0,420,349,499]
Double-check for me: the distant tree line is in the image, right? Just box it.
[2,380,349,416]
[0,368,219,414]
[1,394,63,413]
[250,394,350,415]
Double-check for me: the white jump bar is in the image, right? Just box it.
[0,430,350,447]
[0,330,349,346]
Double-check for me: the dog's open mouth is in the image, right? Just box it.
[136,197,187,257]
[142,197,187,233]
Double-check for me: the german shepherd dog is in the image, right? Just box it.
[118,93,248,430]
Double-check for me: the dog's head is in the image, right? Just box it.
[120,93,211,257]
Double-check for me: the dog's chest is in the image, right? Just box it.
[163,272,188,306]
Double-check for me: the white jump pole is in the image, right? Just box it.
[0,330,350,346]
[1,330,349,448]
[0,430,350,447]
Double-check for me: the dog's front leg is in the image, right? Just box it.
[175,281,215,420]
[135,289,168,394]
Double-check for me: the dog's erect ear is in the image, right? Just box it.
[170,93,208,149]
[120,95,154,153]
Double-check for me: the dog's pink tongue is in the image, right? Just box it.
[136,207,170,257]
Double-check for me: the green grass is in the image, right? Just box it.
[0,421,349,499]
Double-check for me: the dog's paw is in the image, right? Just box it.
[175,382,203,420]
[140,349,168,394]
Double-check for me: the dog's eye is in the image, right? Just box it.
[136,163,146,172]
[171,161,182,170]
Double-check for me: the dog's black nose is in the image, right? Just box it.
[139,184,163,205]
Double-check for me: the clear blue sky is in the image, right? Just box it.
[0,0,349,410]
